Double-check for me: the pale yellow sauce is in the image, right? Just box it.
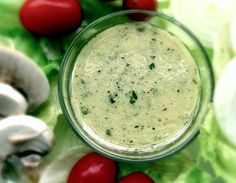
[71,23,200,149]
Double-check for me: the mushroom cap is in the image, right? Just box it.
[0,46,50,111]
[0,115,54,149]
[0,83,27,117]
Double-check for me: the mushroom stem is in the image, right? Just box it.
[0,83,27,117]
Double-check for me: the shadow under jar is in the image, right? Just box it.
[59,10,214,162]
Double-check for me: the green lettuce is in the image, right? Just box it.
[43,115,86,164]
[32,75,62,128]
[0,0,23,32]
[212,21,234,80]
[198,107,236,183]
[173,166,212,183]
[118,142,199,183]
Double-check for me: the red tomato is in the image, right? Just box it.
[118,172,154,183]
[67,152,117,183]
[20,0,83,36]
[123,0,157,20]
[123,0,157,11]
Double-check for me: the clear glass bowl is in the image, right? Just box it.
[59,10,214,162]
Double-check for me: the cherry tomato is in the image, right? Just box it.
[123,0,157,20]
[118,172,154,183]
[67,152,117,183]
[20,0,83,36]
[123,0,157,11]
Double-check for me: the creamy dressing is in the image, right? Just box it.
[71,23,200,149]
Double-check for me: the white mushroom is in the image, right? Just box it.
[0,83,27,118]
[214,58,236,146]
[0,115,54,182]
[0,46,50,116]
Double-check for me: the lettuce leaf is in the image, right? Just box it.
[117,140,201,183]
[43,114,86,164]
[0,0,23,32]
[174,166,212,183]
[39,146,92,183]
[212,21,234,80]
[198,106,236,183]
[32,74,62,128]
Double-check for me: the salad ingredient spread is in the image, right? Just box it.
[20,0,83,36]
[2,0,236,182]
[67,152,117,183]
[71,22,200,149]
[0,46,50,113]
[0,115,54,183]
[118,172,154,183]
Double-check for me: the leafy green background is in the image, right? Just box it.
[1,0,236,182]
